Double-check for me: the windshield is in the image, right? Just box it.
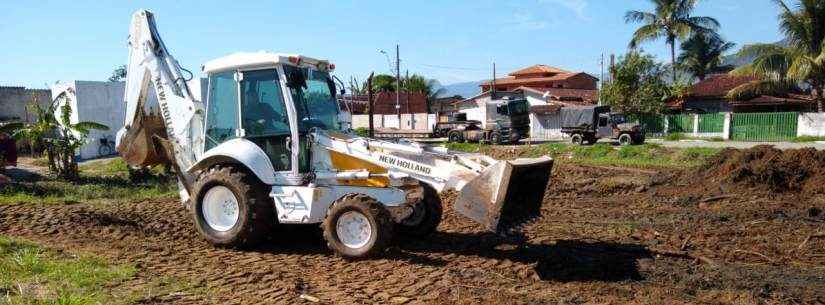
[283,65,341,133]
[508,100,529,115]
[612,114,627,124]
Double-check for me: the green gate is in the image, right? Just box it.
[698,113,724,133]
[731,112,798,141]
[667,114,694,133]
[630,114,665,135]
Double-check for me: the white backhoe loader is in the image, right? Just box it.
[116,10,554,258]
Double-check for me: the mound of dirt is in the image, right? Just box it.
[695,145,825,194]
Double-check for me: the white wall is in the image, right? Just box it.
[52,80,159,160]
[798,112,825,137]
[351,113,435,131]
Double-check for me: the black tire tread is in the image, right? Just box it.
[322,194,393,259]
[192,165,274,248]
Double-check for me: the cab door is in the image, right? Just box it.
[238,69,294,172]
[596,114,612,138]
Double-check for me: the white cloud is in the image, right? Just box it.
[541,0,590,21]
[505,12,550,30]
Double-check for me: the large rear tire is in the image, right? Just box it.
[323,194,393,259]
[192,165,275,248]
[571,134,584,145]
[448,131,463,143]
[396,184,442,237]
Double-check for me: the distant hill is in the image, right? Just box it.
[721,39,789,68]
[434,81,484,99]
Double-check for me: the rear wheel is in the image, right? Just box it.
[619,134,633,146]
[571,134,584,145]
[192,165,275,248]
[448,131,463,143]
[396,184,442,237]
[323,194,393,259]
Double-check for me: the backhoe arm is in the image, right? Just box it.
[116,10,205,197]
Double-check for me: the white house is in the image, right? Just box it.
[51,79,207,160]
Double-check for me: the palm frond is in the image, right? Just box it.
[0,122,23,134]
[629,24,664,48]
[726,79,796,100]
[72,122,109,132]
[625,10,658,24]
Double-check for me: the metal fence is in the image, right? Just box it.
[698,113,725,133]
[730,112,798,141]
[627,112,800,141]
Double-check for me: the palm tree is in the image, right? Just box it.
[677,32,736,81]
[729,0,825,112]
[625,0,720,82]
[0,93,108,179]
[403,74,446,112]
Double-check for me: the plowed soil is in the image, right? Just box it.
[1,156,824,304]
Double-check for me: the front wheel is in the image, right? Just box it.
[619,134,633,146]
[323,194,394,259]
[490,132,502,145]
[192,165,275,248]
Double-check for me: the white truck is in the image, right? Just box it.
[116,10,554,258]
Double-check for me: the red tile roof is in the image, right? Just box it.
[481,72,596,86]
[508,64,570,76]
[688,74,758,98]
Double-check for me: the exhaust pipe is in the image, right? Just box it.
[453,156,554,232]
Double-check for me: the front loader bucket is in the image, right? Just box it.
[454,156,554,232]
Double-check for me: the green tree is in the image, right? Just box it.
[368,74,397,92]
[602,52,672,114]
[0,93,108,180]
[109,65,127,82]
[677,32,736,80]
[402,74,446,112]
[728,0,825,112]
[625,0,720,82]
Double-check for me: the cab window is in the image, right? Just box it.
[205,71,239,151]
[598,116,608,127]
[240,69,292,171]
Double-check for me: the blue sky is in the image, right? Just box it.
[0,0,786,89]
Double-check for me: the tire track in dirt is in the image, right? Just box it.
[1,163,823,304]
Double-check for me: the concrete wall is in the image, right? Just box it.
[352,113,436,131]
[798,112,825,137]
[52,81,160,160]
[0,86,52,123]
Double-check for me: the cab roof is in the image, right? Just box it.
[202,52,330,74]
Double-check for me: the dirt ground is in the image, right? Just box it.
[1,150,824,304]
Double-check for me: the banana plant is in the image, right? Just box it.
[0,93,108,180]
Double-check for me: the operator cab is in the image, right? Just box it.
[201,52,343,173]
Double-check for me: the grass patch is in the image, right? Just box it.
[791,135,825,142]
[664,133,687,141]
[1,158,176,205]
[0,236,135,305]
[445,142,721,169]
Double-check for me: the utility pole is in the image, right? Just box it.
[395,44,401,122]
[599,53,604,106]
[491,61,496,99]
[367,72,375,138]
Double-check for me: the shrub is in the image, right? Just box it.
[665,133,686,141]
[354,127,370,137]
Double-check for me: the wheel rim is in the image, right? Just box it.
[201,185,240,232]
[336,211,372,249]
